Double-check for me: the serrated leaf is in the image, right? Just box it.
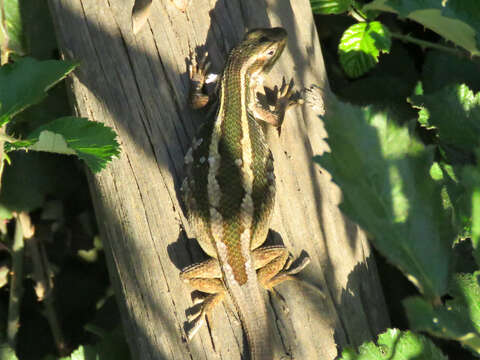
[405,272,480,355]
[8,117,120,173]
[410,84,480,152]
[310,0,352,14]
[339,21,391,78]
[339,328,448,359]
[312,94,453,299]
[0,57,77,125]
[364,0,480,56]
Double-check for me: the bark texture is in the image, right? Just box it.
[48,0,390,359]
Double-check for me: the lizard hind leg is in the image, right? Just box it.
[253,245,310,290]
[180,259,226,339]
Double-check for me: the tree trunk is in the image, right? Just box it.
[48,0,390,359]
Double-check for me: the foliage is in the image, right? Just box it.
[0,57,76,125]
[309,0,480,356]
[310,0,352,14]
[0,1,126,359]
[308,82,480,355]
[364,0,480,56]
[0,344,18,360]
[404,272,480,354]
[313,99,453,299]
[339,328,448,359]
[311,0,480,77]
[0,57,120,173]
[44,327,130,360]
[8,117,120,173]
[338,21,391,78]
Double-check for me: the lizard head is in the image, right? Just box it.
[239,27,287,76]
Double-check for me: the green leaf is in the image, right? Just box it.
[0,344,18,360]
[404,272,480,355]
[336,44,418,123]
[422,51,480,94]
[8,117,120,173]
[364,0,480,56]
[339,328,447,359]
[471,183,480,266]
[312,94,453,299]
[433,162,472,241]
[310,0,352,14]
[0,57,77,125]
[58,346,97,360]
[410,84,480,152]
[0,152,81,216]
[338,21,391,78]
[462,158,480,266]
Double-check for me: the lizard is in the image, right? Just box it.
[180,27,310,360]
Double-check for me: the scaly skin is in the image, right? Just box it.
[181,28,309,360]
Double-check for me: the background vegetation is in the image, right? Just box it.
[0,0,479,359]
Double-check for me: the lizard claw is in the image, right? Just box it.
[186,315,206,340]
[272,77,301,135]
[189,51,210,85]
[284,254,310,275]
[188,51,212,109]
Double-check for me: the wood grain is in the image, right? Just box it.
[48,0,390,358]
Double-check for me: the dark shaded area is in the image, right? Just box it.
[0,1,126,359]
[314,6,480,360]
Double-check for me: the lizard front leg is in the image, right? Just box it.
[180,258,226,339]
[249,77,300,133]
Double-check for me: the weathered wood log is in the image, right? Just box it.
[48,1,389,359]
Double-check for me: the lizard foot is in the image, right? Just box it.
[270,77,302,135]
[185,292,224,340]
[188,51,211,109]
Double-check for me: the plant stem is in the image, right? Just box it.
[349,8,366,23]
[0,1,11,190]
[391,32,465,56]
[7,213,25,347]
[29,237,68,355]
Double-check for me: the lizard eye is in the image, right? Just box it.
[266,49,276,57]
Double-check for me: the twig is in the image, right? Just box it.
[349,8,366,23]
[391,32,466,57]
[7,213,26,347]
[29,236,68,355]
